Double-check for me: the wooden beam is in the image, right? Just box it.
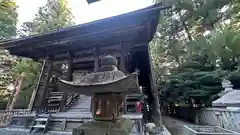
[10,25,145,50]
[39,43,146,63]
[87,0,99,4]
[28,60,47,111]
[55,44,120,61]
[53,52,121,65]
[73,62,94,69]
[120,43,126,74]
[94,47,100,72]
[60,53,74,112]
[65,53,73,81]
[53,48,118,62]
[40,57,53,112]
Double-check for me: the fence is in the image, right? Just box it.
[0,109,34,126]
[196,108,240,133]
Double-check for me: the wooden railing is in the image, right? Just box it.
[45,92,79,113]
[66,93,79,108]
[0,109,34,126]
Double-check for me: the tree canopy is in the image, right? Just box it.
[0,0,17,105]
[151,0,240,109]
[19,0,74,36]
[0,0,17,40]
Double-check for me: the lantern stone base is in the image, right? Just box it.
[72,118,133,135]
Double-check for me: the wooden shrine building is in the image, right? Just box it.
[0,3,164,129]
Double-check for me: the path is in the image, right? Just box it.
[163,116,195,135]
[0,128,145,135]
[0,128,71,135]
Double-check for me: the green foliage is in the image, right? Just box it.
[11,59,40,91]
[152,0,240,109]
[229,0,240,31]
[19,0,74,36]
[0,100,7,110]
[9,59,40,109]
[162,54,224,106]
[228,71,240,88]
[0,0,17,107]
[0,0,17,40]
[0,54,16,87]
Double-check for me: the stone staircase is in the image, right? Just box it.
[40,95,93,132]
[30,114,51,133]
[66,95,92,113]
[46,92,64,113]
[65,93,80,110]
[46,92,80,113]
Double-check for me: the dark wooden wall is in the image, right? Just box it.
[30,44,161,126]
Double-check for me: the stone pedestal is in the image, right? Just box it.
[72,118,133,135]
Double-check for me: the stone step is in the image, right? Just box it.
[48,103,61,107]
[50,92,63,95]
[32,124,46,128]
[67,108,91,112]
[47,96,63,99]
[30,114,51,133]
[67,95,91,112]
[35,118,48,122]
[48,99,63,102]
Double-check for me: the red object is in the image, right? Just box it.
[96,108,101,115]
[136,101,142,113]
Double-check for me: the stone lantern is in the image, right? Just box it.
[58,55,141,135]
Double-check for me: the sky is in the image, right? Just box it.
[16,0,154,28]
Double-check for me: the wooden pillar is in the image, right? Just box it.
[60,53,73,112]
[28,60,46,111]
[66,53,73,81]
[94,47,100,72]
[120,45,126,74]
[92,47,100,111]
[40,57,53,112]
[147,22,162,127]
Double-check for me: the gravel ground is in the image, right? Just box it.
[0,128,150,135]
[162,116,193,135]
[0,127,165,135]
[0,128,71,135]
[0,128,146,135]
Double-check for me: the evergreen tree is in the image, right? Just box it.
[0,0,17,40]
[151,0,240,110]
[20,0,74,36]
[13,0,74,108]
[0,0,17,105]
